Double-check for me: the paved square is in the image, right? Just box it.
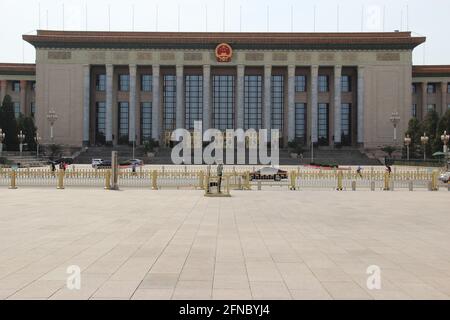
[1,188,450,300]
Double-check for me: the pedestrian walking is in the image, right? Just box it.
[386,164,392,176]
[356,166,363,178]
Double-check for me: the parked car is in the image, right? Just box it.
[250,167,288,181]
[52,157,74,165]
[94,160,111,169]
[439,171,450,183]
[120,159,144,167]
[91,159,103,168]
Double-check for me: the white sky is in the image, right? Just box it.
[0,0,447,65]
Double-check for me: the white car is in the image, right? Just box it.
[91,159,103,168]
[439,172,450,183]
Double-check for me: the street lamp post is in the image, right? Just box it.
[389,111,401,143]
[35,132,41,158]
[17,130,25,156]
[46,110,58,143]
[441,130,450,170]
[404,134,411,161]
[421,132,429,161]
[0,128,5,156]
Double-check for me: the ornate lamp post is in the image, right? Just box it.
[404,134,412,161]
[17,130,25,156]
[46,110,58,142]
[441,130,450,169]
[421,132,429,161]
[34,132,41,158]
[389,111,401,143]
[0,128,5,156]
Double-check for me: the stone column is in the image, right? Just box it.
[287,65,296,142]
[236,64,245,129]
[105,64,114,144]
[264,65,272,132]
[441,82,447,114]
[129,64,137,143]
[0,80,6,103]
[82,64,90,146]
[357,66,365,145]
[19,80,27,115]
[203,65,211,131]
[334,65,342,144]
[421,81,427,119]
[311,65,319,143]
[176,65,184,129]
[152,65,160,141]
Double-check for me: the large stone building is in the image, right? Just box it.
[1,30,448,151]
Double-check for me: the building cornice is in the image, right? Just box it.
[0,63,36,76]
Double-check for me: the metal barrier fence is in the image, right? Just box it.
[0,166,447,191]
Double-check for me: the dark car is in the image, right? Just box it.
[51,157,74,165]
[250,167,288,181]
[94,160,112,169]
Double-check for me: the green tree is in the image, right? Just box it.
[421,110,440,156]
[17,114,37,151]
[436,109,450,153]
[0,95,19,151]
[405,117,422,158]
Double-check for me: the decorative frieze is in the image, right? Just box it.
[376,52,401,61]
[272,52,287,61]
[245,53,264,61]
[184,52,203,61]
[296,53,312,62]
[137,52,153,61]
[48,51,72,60]
[160,52,176,61]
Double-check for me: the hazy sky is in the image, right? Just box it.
[0,0,447,65]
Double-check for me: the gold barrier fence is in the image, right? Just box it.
[0,167,446,191]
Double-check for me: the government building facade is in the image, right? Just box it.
[1,30,449,151]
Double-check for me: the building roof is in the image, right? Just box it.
[0,63,36,76]
[413,65,450,77]
[23,30,426,50]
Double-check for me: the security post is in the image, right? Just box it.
[152,170,158,190]
[57,169,65,189]
[289,171,296,190]
[383,171,390,191]
[336,170,343,191]
[9,169,18,189]
[104,170,111,190]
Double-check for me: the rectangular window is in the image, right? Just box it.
[448,83,450,93]
[163,75,177,132]
[30,102,36,118]
[185,75,203,130]
[271,75,284,132]
[412,84,417,94]
[13,102,20,117]
[96,102,106,144]
[341,103,351,145]
[448,104,450,110]
[318,75,329,93]
[212,75,235,131]
[318,103,329,145]
[32,81,36,91]
[295,103,306,143]
[341,76,351,92]
[412,104,417,118]
[119,74,130,92]
[244,75,262,130]
[427,83,436,94]
[141,102,152,142]
[427,104,436,112]
[295,75,307,92]
[118,102,129,143]
[141,74,152,92]
[96,74,106,91]
[12,81,20,92]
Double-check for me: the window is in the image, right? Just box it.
[318,75,329,93]
[412,84,417,94]
[118,102,129,143]
[141,102,152,142]
[119,74,130,92]
[412,104,417,118]
[318,103,329,145]
[271,75,284,132]
[141,75,152,92]
[96,74,106,91]
[341,76,351,92]
[13,102,20,118]
[448,104,450,110]
[185,75,203,130]
[341,103,351,145]
[212,75,235,131]
[244,75,262,130]
[427,104,436,112]
[12,81,20,92]
[163,75,177,132]
[295,75,307,92]
[427,83,436,94]
[295,103,306,143]
[448,83,450,93]
[30,102,36,118]
[32,81,36,91]
[96,102,106,144]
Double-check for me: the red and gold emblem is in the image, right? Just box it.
[215,43,233,62]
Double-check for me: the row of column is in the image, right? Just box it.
[82,64,365,146]
[420,81,448,116]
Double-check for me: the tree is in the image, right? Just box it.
[0,95,19,151]
[381,145,397,158]
[17,114,37,151]
[421,110,440,156]
[405,117,422,159]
